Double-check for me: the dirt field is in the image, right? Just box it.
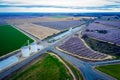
[5,17,73,24]
[5,16,89,40]
[5,16,92,24]
[15,23,60,39]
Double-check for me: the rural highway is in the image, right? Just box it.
[0,47,50,79]
[0,44,118,80]
[51,48,116,80]
[92,59,120,66]
[0,20,119,80]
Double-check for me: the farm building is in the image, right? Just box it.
[0,56,19,71]
[49,28,72,42]
[30,43,38,53]
[21,42,43,57]
[21,46,31,57]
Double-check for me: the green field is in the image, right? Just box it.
[10,54,73,80]
[0,25,34,56]
[96,64,120,80]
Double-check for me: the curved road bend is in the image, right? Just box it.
[51,48,116,80]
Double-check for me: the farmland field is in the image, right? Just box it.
[15,23,60,39]
[34,20,85,30]
[0,25,34,56]
[96,64,120,80]
[82,22,120,45]
[5,16,77,24]
[82,35,120,56]
[58,36,111,61]
[10,54,73,80]
[94,20,120,28]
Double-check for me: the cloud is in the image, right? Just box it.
[0,0,116,7]
[0,0,120,12]
[0,7,119,13]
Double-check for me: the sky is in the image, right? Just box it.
[0,0,120,13]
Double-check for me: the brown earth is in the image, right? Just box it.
[15,23,60,39]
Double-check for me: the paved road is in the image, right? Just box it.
[51,48,116,80]
[0,20,119,80]
[0,23,88,79]
[92,60,120,66]
[0,47,49,79]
